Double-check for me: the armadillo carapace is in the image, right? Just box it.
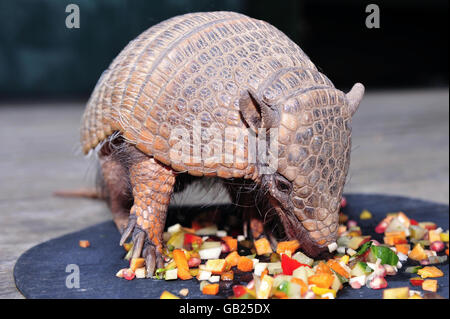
[81,11,364,275]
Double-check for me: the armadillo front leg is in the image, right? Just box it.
[120,157,176,277]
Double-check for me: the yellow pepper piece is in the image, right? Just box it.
[311,286,336,298]
[360,210,372,220]
[408,294,423,299]
[160,291,180,299]
[417,266,444,279]
[340,255,349,265]
[440,232,449,242]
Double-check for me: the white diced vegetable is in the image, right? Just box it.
[196,225,218,235]
[254,263,268,276]
[135,267,146,279]
[199,247,221,260]
[165,268,178,280]
[179,288,189,297]
[167,224,182,234]
[292,251,314,266]
[237,235,245,242]
[328,242,338,253]
[347,248,357,256]
[252,259,260,268]
[208,275,220,283]
[267,262,282,275]
[349,275,366,289]
[337,247,346,254]
[197,270,212,281]
[397,252,408,262]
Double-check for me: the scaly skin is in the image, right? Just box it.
[80,11,364,271]
[121,157,176,276]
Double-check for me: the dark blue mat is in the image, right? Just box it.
[14,193,449,299]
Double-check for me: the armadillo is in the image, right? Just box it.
[80,11,364,276]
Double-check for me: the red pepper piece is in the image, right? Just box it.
[375,221,388,234]
[184,233,202,247]
[409,277,424,286]
[410,219,418,226]
[232,285,247,298]
[281,254,310,275]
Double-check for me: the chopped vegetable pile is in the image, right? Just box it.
[115,197,449,299]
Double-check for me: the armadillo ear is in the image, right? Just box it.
[239,89,280,133]
[346,83,365,116]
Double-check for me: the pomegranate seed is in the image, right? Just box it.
[430,241,445,253]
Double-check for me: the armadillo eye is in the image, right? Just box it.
[275,175,291,193]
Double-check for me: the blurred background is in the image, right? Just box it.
[0,0,448,298]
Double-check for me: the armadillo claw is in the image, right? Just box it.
[120,216,137,246]
[131,230,146,259]
[143,243,164,277]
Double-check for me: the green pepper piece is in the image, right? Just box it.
[355,241,373,256]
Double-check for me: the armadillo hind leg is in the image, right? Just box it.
[120,156,176,277]
[99,155,132,233]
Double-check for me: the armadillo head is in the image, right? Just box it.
[239,83,364,257]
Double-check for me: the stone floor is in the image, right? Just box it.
[0,88,448,298]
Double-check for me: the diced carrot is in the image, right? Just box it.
[326,259,350,279]
[225,251,240,267]
[130,258,145,271]
[276,240,300,255]
[446,248,449,256]
[202,283,219,295]
[79,240,90,248]
[274,291,287,298]
[422,279,438,292]
[384,231,406,245]
[172,249,193,280]
[395,244,410,255]
[315,261,333,275]
[222,236,237,252]
[221,270,234,281]
[308,273,334,289]
[237,256,254,272]
[291,277,308,296]
[254,237,273,255]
